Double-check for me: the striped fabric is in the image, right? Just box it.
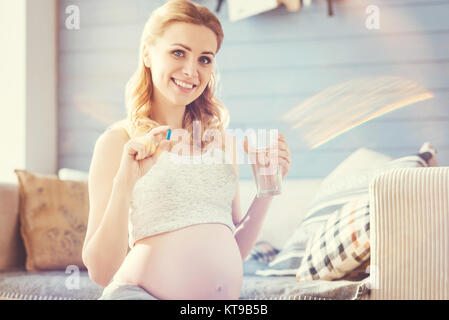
[255,150,432,277]
[0,291,76,300]
[369,167,449,299]
[296,197,370,281]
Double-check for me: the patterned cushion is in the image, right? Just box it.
[296,197,370,281]
[245,241,279,263]
[255,148,432,277]
[254,219,324,276]
[14,170,89,271]
[243,241,279,276]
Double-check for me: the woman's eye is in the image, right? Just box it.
[200,57,211,64]
[172,50,184,57]
[172,50,211,65]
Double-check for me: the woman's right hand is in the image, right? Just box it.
[114,125,172,189]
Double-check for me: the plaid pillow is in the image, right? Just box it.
[245,241,280,263]
[255,149,432,277]
[243,241,280,276]
[296,197,370,281]
[254,219,325,276]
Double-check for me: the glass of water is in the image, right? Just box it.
[247,130,282,198]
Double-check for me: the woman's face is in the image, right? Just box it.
[145,22,218,107]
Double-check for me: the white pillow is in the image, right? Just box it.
[309,148,392,211]
[239,178,323,250]
[58,168,88,181]
[320,148,392,187]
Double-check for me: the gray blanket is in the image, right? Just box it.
[241,276,370,300]
[0,270,370,300]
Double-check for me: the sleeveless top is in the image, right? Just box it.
[127,146,238,248]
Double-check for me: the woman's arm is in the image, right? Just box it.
[227,133,273,261]
[233,195,274,261]
[82,128,133,287]
[232,132,291,261]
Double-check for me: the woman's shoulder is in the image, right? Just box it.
[89,121,130,174]
[95,119,131,152]
[104,119,131,140]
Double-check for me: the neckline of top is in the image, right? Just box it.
[163,146,225,158]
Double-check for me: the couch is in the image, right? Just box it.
[1,167,448,300]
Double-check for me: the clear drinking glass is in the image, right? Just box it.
[247,130,282,197]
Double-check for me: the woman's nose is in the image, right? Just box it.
[182,58,197,77]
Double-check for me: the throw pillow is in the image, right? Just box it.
[296,197,370,282]
[255,145,435,277]
[245,241,279,263]
[58,168,89,181]
[309,148,392,211]
[254,148,390,276]
[14,170,89,271]
[243,241,279,276]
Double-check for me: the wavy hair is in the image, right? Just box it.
[113,0,230,151]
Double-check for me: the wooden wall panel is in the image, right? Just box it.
[58,0,449,178]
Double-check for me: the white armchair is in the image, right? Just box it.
[367,167,449,300]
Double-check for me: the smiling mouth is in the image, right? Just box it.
[171,78,197,90]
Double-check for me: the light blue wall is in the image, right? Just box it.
[58,0,449,178]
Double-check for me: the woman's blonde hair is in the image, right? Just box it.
[113,0,229,150]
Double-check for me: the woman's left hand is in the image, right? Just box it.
[276,133,291,180]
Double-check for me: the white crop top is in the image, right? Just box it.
[128,147,238,248]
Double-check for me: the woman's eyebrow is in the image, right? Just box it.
[170,43,215,57]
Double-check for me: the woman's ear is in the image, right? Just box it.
[143,56,151,68]
[143,44,152,68]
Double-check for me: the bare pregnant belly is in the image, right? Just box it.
[113,223,243,300]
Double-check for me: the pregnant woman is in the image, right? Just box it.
[82,0,292,300]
